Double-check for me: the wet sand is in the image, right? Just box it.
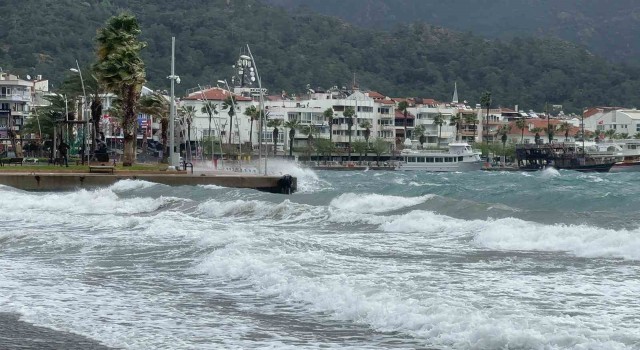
[0,313,115,350]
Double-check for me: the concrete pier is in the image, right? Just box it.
[0,172,296,194]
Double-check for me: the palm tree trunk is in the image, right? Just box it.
[228,115,233,145]
[249,119,254,149]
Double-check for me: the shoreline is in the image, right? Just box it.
[0,313,115,350]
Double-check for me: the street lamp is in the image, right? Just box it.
[70,60,89,165]
[245,45,267,175]
[167,37,180,168]
[235,54,254,88]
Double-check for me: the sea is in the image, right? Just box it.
[1,161,639,350]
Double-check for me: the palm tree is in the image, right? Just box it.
[343,106,355,162]
[463,113,477,142]
[397,101,409,142]
[498,125,511,154]
[138,92,169,162]
[480,91,492,143]
[244,105,259,148]
[515,118,526,143]
[358,120,372,159]
[433,113,445,147]
[94,13,146,166]
[284,119,300,157]
[267,118,282,156]
[594,129,603,142]
[222,95,237,145]
[179,105,196,161]
[200,102,218,159]
[634,132,640,139]
[449,113,461,142]
[414,124,426,149]
[323,107,335,142]
[605,128,617,141]
[558,121,571,141]
[545,124,556,143]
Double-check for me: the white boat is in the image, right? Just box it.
[599,140,640,172]
[395,143,483,171]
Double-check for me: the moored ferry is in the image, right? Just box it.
[395,143,483,171]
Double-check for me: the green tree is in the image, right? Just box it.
[351,139,368,163]
[314,138,335,162]
[371,137,390,166]
[94,13,146,166]
[604,128,617,140]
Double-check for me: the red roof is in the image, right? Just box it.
[395,109,415,119]
[182,87,252,101]
[366,91,385,99]
[505,119,580,137]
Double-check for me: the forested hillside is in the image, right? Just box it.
[1,0,639,113]
[263,0,640,62]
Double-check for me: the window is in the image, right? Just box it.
[435,157,443,163]
[426,157,434,163]
[458,156,463,161]
[408,157,416,163]
[417,157,425,162]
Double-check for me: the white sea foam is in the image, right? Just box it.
[0,187,171,216]
[540,167,561,178]
[474,217,640,260]
[329,193,435,213]
[194,244,636,349]
[108,179,158,192]
[197,198,325,224]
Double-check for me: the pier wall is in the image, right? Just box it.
[0,173,296,194]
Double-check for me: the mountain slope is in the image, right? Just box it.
[262,0,640,62]
[1,0,639,113]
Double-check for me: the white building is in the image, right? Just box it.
[583,108,640,137]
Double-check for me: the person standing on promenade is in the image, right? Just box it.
[59,141,69,167]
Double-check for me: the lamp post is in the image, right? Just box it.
[245,45,267,175]
[217,79,242,169]
[70,60,88,165]
[167,37,181,167]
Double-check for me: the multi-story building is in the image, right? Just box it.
[0,72,32,154]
